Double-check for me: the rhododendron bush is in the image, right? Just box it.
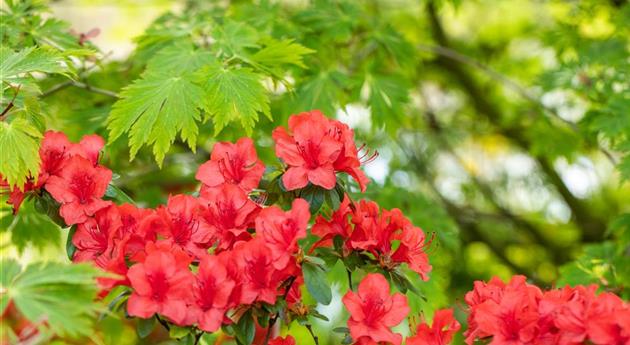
[2,1,630,345]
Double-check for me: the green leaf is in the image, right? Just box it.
[302,261,332,305]
[366,74,410,128]
[250,39,314,78]
[107,70,204,166]
[0,118,42,189]
[136,316,156,339]
[199,63,270,134]
[213,20,259,57]
[0,199,61,253]
[169,325,190,339]
[299,184,326,214]
[294,70,348,116]
[146,41,215,75]
[105,183,136,205]
[234,310,255,345]
[1,260,103,338]
[66,226,77,261]
[0,46,70,85]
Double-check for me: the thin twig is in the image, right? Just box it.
[155,314,170,332]
[0,85,21,121]
[263,276,297,345]
[304,323,319,345]
[41,80,118,98]
[346,269,353,291]
[40,80,73,98]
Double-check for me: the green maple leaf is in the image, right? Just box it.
[0,199,61,253]
[213,20,259,57]
[0,259,104,338]
[250,39,314,79]
[366,74,410,128]
[199,63,270,134]
[0,46,70,86]
[107,70,204,166]
[294,70,349,115]
[0,118,42,189]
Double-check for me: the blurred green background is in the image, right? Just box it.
[2,0,629,344]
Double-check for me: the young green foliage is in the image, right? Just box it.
[0,259,104,338]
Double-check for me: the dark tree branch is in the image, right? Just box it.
[425,1,607,241]
[419,110,570,264]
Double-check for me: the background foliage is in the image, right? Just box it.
[1,0,629,344]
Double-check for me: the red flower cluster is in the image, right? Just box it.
[313,196,432,280]
[465,275,630,345]
[1,131,111,219]
[5,111,421,338]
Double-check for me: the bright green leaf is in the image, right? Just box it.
[0,118,42,189]
[199,64,270,134]
[302,261,332,305]
[107,70,204,166]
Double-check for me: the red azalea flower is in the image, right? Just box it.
[44,155,112,225]
[191,254,236,332]
[196,137,265,193]
[342,273,410,345]
[151,194,211,259]
[464,275,543,345]
[407,309,461,345]
[39,131,104,182]
[198,184,259,251]
[272,110,342,190]
[235,238,282,305]
[349,200,432,280]
[329,120,370,192]
[72,205,121,263]
[586,292,629,345]
[116,203,155,258]
[256,198,310,270]
[0,178,35,214]
[311,194,353,249]
[217,249,245,309]
[269,335,296,345]
[126,241,194,325]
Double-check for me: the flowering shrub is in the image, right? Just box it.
[2,111,629,345]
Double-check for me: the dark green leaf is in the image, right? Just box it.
[302,261,332,305]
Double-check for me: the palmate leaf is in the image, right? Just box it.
[294,70,349,116]
[366,74,410,128]
[107,70,204,166]
[0,46,70,85]
[199,63,270,135]
[0,259,103,338]
[0,199,61,253]
[0,118,42,189]
[250,39,314,79]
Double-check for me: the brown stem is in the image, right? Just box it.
[0,85,21,121]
